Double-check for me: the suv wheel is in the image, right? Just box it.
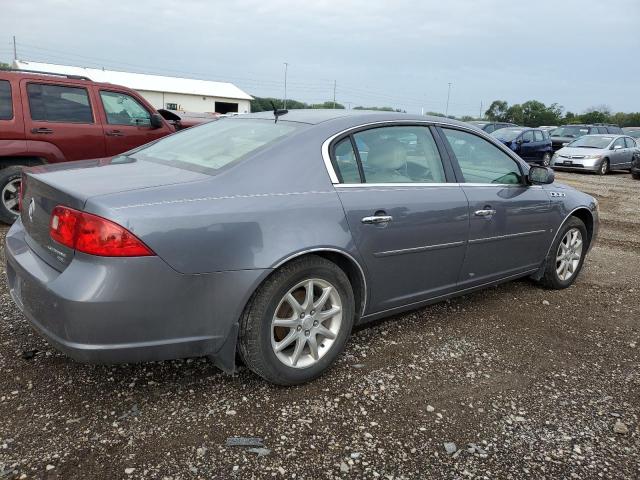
[0,166,23,224]
[239,255,355,385]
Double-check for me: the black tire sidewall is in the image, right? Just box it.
[544,217,588,289]
[598,159,609,175]
[0,167,23,224]
[247,257,355,385]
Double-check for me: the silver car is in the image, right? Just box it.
[552,134,637,175]
[5,110,599,385]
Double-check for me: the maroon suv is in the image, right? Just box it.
[0,70,210,223]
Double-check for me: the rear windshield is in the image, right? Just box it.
[550,126,589,138]
[133,118,301,174]
[491,128,523,141]
[567,136,613,149]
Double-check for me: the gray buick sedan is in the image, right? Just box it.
[5,110,599,385]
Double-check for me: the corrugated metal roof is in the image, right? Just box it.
[13,60,253,101]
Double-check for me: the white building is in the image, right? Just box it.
[13,60,253,114]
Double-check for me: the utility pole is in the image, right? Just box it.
[283,62,288,109]
[13,36,17,61]
[479,101,483,120]
[445,82,452,117]
[333,80,336,109]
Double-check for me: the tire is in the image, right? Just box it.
[632,172,640,180]
[239,255,355,385]
[0,166,23,225]
[539,217,588,290]
[597,158,609,176]
[542,152,551,167]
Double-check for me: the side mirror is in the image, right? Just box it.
[612,144,623,150]
[150,113,164,129]
[528,166,554,185]
[516,138,523,145]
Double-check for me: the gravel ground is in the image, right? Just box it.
[0,171,638,479]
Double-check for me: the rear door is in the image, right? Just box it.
[519,130,536,161]
[21,80,106,161]
[438,127,553,287]
[331,124,469,314]
[610,137,627,168]
[97,89,172,156]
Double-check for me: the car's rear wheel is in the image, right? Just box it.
[539,217,587,289]
[0,166,23,224]
[597,158,609,175]
[239,255,355,385]
[541,152,551,166]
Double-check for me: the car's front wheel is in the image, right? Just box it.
[597,158,609,175]
[239,255,355,385]
[539,217,588,289]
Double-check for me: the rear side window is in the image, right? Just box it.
[134,119,300,174]
[624,137,636,148]
[442,128,522,185]
[351,126,446,183]
[0,80,12,120]
[607,126,622,134]
[27,83,93,123]
[100,90,151,126]
[332,137,361,183]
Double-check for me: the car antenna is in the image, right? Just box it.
[271,101,288,123]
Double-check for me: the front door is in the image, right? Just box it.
[438,127,554,287]
[97,89,172,156]
[21,80,106,161]
[330,124,469,314]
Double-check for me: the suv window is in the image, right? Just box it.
[534,130,544,142]
[596,127,608,134]
[624,137,636,148]
[351,126,446,183]
[100,91,151,126]
[27,83,93,123]
[607,126,622,134]
[442,128,522,184]
[0,80,12,120]
[333,137,361,183]
[522,130,534,142]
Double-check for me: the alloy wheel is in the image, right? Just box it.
[556,228,583,282]
[542,153,551,166]
[1,178,21,216]
[271,278,342,368]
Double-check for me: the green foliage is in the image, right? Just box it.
[354,106,405,112]
[309,101,344,109]
[250,97,344,112]
[0,62,10,71]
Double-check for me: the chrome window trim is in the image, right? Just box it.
[272,248,368,316]
[321,119,531,185]
[335,182,541,189]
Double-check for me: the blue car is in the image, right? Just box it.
[492,127,553,166]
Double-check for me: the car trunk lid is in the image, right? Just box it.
[20,157,209,271]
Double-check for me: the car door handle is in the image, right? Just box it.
[31,127,53,134]
[361,215,393,224]
[105,130,124,137]
[474,209,496,217]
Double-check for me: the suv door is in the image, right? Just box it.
[98,89,171,156]
[438,127,553,287]
[21,80,106,161]
[331,124,469,314]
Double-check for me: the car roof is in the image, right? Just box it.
[0,69,135,91]
[239,109,472,128]
[584,134,624,137]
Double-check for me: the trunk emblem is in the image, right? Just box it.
[28,198,35,222]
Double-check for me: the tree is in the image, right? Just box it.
[250,97,308,112]
[309,101,344,109]
[0,62,10,71]
[485,100,509,122]
[354,106,404,112]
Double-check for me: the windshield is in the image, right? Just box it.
[550,126,589,138]
[567,136,613,149]
[132,119,301,174]
[491,128,524,142]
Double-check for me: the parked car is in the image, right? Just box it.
[622,127,640,140]
[538,125,557,132]
[551,134,637,175]
[467,121,518,133]
[491,127,553,165]
[6,110,599,385]
[0,70,212,223]
[632,149,640,180]
[550,124,623,151]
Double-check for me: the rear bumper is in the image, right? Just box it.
[5,218,268,365]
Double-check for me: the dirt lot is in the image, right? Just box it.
[0,171,638,479]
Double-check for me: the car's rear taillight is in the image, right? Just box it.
[50,206,154,257]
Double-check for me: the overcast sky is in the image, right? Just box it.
[1,0,638,116]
